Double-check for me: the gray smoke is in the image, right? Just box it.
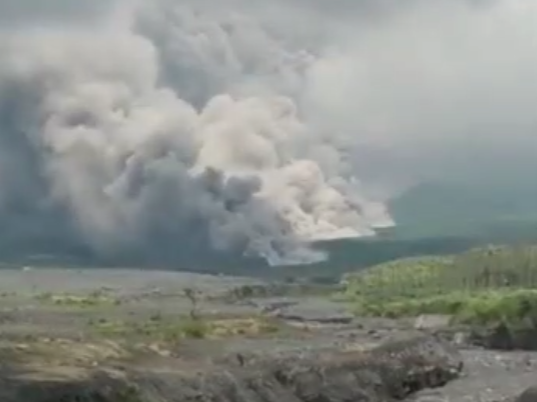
[0,0,535,266]
[301,0,537,193]
[0,0,393,266]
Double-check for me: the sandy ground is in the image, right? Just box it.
[0,267,534,401]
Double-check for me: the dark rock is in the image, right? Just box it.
[515,385,537,402]
[0,335,463,402]
[0,370,138,402]
[274,312,354,325]
[469,320,537,351]
[487,321,514,350]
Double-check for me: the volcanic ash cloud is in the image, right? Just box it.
[0,0,392,265]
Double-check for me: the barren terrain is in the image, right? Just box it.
[0,268,534,401]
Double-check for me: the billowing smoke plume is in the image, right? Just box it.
[0,0,393,266]
[1,0,536,266]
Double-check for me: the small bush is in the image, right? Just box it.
[179,319,208,339]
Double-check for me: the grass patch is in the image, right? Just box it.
[89,315,279,343]
[2,337,131,370]
[208,317,280,337]
[90,318,207,342]
[355,289,537,324]
[344,245,537,301]
[36,290,120,308]
[342,256,453,300]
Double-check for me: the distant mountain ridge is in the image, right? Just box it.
[388,181,537,239]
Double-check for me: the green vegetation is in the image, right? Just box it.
[35,289,121,307]
[89,315,279,343]
[342,245,537,325]
[90,316,209,342]
[341,256,453,301]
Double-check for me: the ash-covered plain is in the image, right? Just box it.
[0,267,534,402]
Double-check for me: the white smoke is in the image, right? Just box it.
[0,0,392,266]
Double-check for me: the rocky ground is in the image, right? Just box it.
[0,267,534,401]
